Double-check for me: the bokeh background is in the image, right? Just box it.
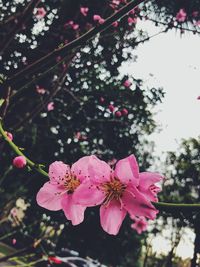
[0,0,200,266]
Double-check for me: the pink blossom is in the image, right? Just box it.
[36,7,46,19]
[73,155,162,235]
[13,156,27,169]
[93,15,101,21]
[131,216,148,234]
[112,21,119,27]
[5,131,13,141]
[176,9,187,22]
[128,17,137,25]
[12,239,17,245]
[36,86,46,95]
[36,158,93,225]
[93,15,105,24]
[123,79,132,88]
[121,108,128,116]
[108,104,115,112]
[47,102,54,111]
[72,23,79,30]
[80,7,89,17]
[115,111,122,117]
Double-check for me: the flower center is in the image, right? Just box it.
[64,175,80,194]
[102,178,126,205]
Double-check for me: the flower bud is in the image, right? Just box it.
[13,156,27,169]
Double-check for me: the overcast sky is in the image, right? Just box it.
[121,20,200,158]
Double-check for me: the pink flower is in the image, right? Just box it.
[13,156,27,169]
[47,102,54,111]
[131,216,148,234]
[176,9,187,22]
[36,7,46,19]
[123,79,132,88]
[73,155,162,235]
[115,111,122,117]
[5,131,13,141]
[36,158,93,225]
[80,7,89,17]
[72,23,79,30]
[121,108,128,116]
[36,86,46,95]
[108,104,115,112]
[93,15,101,21]
[112,21,119,27]
[128,17,137,25]
[93,15,105,24]
[12,239,17,245]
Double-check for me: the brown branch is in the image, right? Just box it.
[4,0,147,88]
[12,71,67,130]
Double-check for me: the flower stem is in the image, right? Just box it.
[0,120,48,177]
[154,202,200,211]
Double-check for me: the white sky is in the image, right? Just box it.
[121,20,200,157]
[121,20,200,259]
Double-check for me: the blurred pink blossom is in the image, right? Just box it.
[47,102,54,111]
[131,216,148,234]
[80,7,89,17]
[176,9,187,22]
[36,7,46,19]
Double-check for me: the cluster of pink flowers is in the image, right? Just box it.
[36,155,163,235]
[108,104,128,117]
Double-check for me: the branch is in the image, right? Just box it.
[154,202,200,212]
[0,120,48,177]
[4,0,147,88]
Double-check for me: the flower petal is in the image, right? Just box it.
[114,155,139,185]
[71,156,93,182]
[73,180,105,206]
[36,182,64,211]
[61,194,86,225]
[88,155,112,183]
[138,172,163,202]
[100,200,127,235]
[122,186,158,220]
[139,172,163,188]
[49,161,71,185]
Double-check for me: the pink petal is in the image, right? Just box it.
[114,155,139,185]
[61,194,86,225]
[36,182,64,211]
[71,156,92,182]
[139,172,163,188]
[122,186,158,220]
[73,180,105,207]
[88,155,112,183]
[49,161,71,185]
[138,172,163,202]
[100,200,127,235]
